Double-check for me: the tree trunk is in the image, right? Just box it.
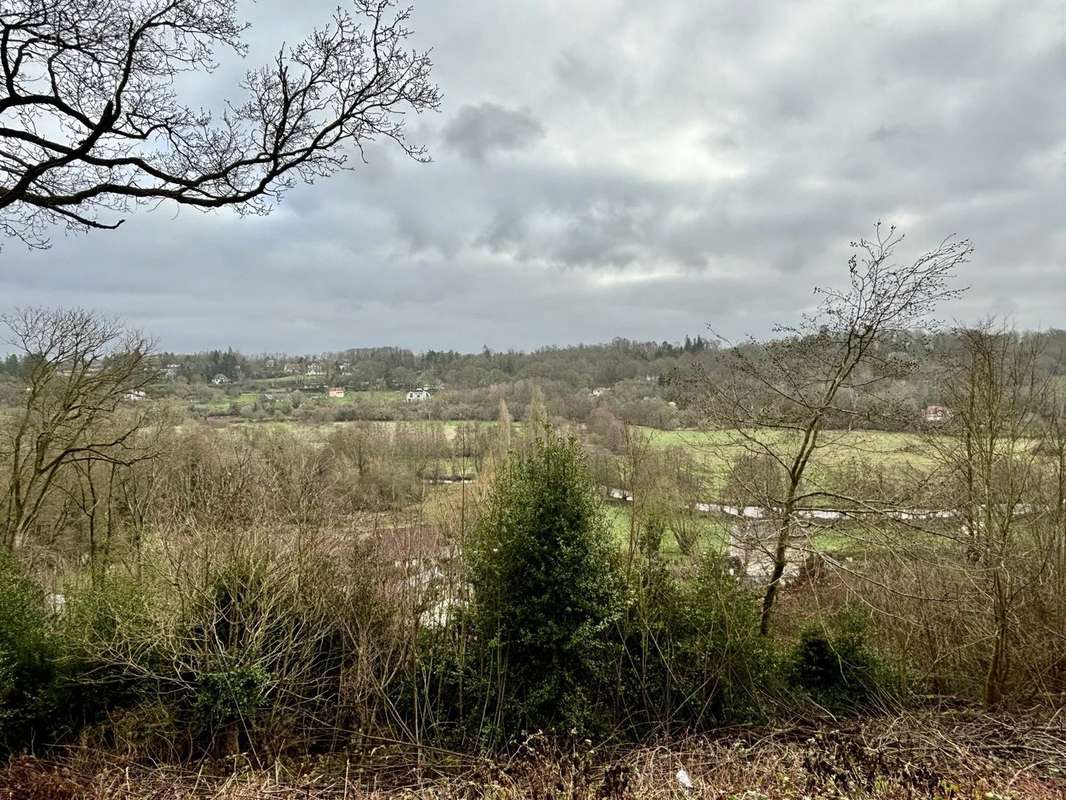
[759,510,793,636]
[983,569,1008,706]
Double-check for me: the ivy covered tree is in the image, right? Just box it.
[469,428,621,739]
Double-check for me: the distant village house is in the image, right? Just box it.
[328,387,346,398]
[211,374,229,386]
[406,388,431,403]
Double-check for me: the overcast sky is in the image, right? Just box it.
[2,0,1064,354]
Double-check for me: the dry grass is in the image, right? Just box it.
[3,707,1064,799]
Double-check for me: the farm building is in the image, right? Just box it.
[406,388,431,402]
[727,519,813,584]
[328,387,346,398]
[923,404,952,423]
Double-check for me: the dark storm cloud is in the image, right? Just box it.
[1,0,1063,353]
[443,103,545,162]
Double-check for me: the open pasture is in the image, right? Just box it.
[638,426,946,495]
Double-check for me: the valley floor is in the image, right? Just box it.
[3,705,1064,799]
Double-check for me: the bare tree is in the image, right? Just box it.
[661,447,707,558]
[0,307,156,551]
[496,396,512,458]
[0,0,441,247]
[1038,384,1066,601]
[617,423,656,577]
[927,324,1053,705]
[688,224,971,635]
[527,384,547,436]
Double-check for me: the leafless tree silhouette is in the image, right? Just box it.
[688,224,971,635]
[0,0,441,247]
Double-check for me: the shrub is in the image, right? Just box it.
[0,551,56,753]
[786,608,894,711]
[622,555,776,732]
[190,662,271,749]
[678,557,778,720]
[406,621,486,747]
[57,539,372,759]
[166,558,349,756]
[55,575,160,740]
[469,427,623,741]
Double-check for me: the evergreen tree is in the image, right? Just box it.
[469,430,621,738]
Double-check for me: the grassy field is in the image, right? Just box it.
[186,396,945,497]
[604,502,870,558]
[229,418,497,440]
[191,388,408,413]
[317,390,405,405]
[214,419,942,497]
[636,426,939,494]
[604,502,731,559]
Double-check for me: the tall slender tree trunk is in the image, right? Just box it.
[984,568,1008,706]
[760,496,796,636]
[759,452,806,636]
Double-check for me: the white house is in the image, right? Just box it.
[328,387,346,398]
[406,388,431,403]
[124,389,147,402]
[211,373,229,386]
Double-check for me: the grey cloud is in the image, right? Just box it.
[869,124,910,143]
[1,0,1062,353]
[553,49,631,106]
[443,103,545,162]
[553,51,610,97]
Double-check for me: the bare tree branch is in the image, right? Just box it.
[0,306,157,549]
[682,224,971,635]
[0,0,441,248]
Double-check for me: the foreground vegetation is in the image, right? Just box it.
[3,706,1065,799]
[1,274,1064,796]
